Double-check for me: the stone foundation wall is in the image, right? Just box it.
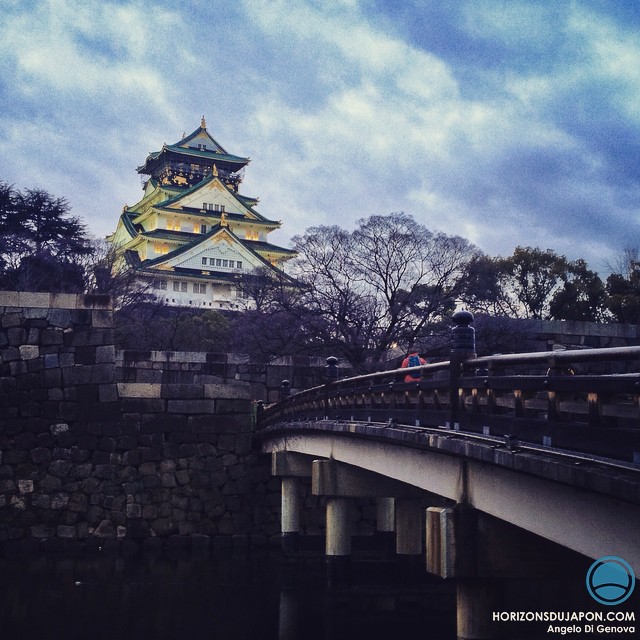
[0,292,288,552]
[116,350,353,403]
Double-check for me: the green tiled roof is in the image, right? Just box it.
[139,229,200,241]
[245,240,297,256]
[140,225,289,274]
[137,145,249,173]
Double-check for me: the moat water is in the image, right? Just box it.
[0,551,457,640]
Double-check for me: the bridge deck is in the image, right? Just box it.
[260,418,640,573]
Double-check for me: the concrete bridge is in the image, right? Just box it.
[258,312,640,639]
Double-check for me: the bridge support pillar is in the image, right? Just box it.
[272,452,314,555]
[376,497,395,556]
[456,579,499,640]
[281,477,301,554]
[326,497,352,556]
[426,506,455,577]
[395,498,422,556]
[325,497,352,585]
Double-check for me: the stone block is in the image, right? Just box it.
[47,308,73,327]
[50,423,70,436]
[126,503,142,519]
[203,383,251,400]
[217,434,237,452]
[76,384,99,403]
[44,353,60,369]
[31,447,51,464]
[0,292,20,307]
[98,437,117,452]
[91,308,113,328]
[49,460,73,477]
[161,472,177,487]
[16,292,51,308]
[139,462,156,476]
[0,479,16,492]
[9,495,26,510]
[26,358,44,374]
[135,369,163,383]
[70,448,91,463]
[215,398,252,414]
[31,494,51,509]
[94,465,118,480]
[167,399,216,414]
[234,433,253,455]
[117,383,162,398]
[86,416,122,435]
[98,384,119,403]
[17,479,34,494]
[96,345,115,363]
[2,347,21,362]
[150,518,174,536]
[51,493,70,509]
[37,474,62,492]
[58,352,74,367]
[56,525,77,539]
[31,524,56,538]
[139,447,162,462]
[94,519,116,538]
[8,327,27,346]
[36,432,54,447]
[121,450,141,465]
[141,413,188,433]
[68,492,88,513]
[161,384,204,399]
[117,435,138,450]
[75,346,97,365]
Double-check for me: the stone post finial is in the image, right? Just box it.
[451,310,476,356]
[325,356,339,382]
[280,379,291,401]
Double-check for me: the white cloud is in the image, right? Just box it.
[461,0,560,48]
[1,0,639,271]
[568,7,640,121]
[0,0,183,114]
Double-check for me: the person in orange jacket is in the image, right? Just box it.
[401,350,426,383]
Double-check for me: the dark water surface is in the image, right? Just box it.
[0,551,457,640]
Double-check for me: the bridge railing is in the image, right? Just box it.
[258,313,640,464]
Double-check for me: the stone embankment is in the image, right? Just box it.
[0,292,294,553]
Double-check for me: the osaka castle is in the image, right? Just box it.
[107,117,296,308]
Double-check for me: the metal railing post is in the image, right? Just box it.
[449,310,476,429]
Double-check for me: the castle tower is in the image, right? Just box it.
[107,118,295,309]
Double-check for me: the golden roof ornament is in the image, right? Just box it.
[220,212,228,227]
[212,164,218,177]
[201,115,207,129]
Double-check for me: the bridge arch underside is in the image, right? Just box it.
[261,426,640,574]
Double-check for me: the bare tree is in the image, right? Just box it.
[82,239,156,309]
[285,213,480,370]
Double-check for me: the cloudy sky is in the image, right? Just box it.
[1,0,640,273]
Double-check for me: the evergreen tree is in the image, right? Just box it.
[0,181,93,292]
